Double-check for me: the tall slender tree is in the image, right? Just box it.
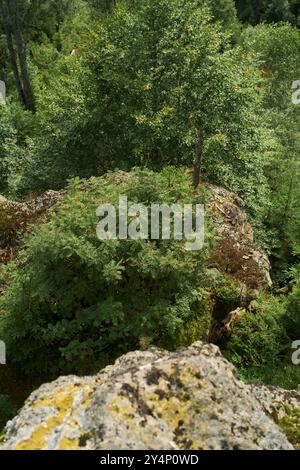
[0,0,35,112]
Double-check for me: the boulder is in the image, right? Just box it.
[0,191,62,232]
[250,383,300,421]
[0,342,294,450]
[0,191,62,264]
[206,184,272,289]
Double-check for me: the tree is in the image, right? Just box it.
[17,0,270,226]
[0,0,24,106]
[78,0,270,218]
[0,106,23,193]
[193,128,205,189]
[235,0,300,25]
[87,0,116,12]
[0,0,35,112]
[206,0,240,36]
[240,23,300,281]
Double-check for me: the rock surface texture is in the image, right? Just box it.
[206,184,272,289]
[0,342,296,450]
[0,191,61,231]
[250,383,300,421]
[0,191,62,265]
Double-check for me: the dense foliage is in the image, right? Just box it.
[0,0,300,414]
[0,168,213,379]
[0,0,270,229]
[236,0,300,25]
[222,253,300,390]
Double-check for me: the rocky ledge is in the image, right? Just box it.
[206,184,272,290]
[0,191,62,265]
[1,342,299,450]
[0,181,272,292]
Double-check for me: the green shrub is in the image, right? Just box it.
[0,395,14,432]
[221,295,290,379]
[282,269,300,341]
[279,407,300,450]
[221,293,300,389]
[0,105,26,195]
[0,168,213,381]
[211,276,245,320]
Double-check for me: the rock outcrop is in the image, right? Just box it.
[0,342,296,450]
[206,184,272,289]
[0,180,272,292]
[0,180,272,287]
[0,191,62,264]
[0,191,61,231]
[250,383,300,450]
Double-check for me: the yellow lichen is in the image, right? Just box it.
[59,436,81,450]
[13,384,93,450]
[107,366,204,450]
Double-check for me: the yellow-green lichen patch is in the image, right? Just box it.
[142,366,205,449]
[58,436,81,450]
[31,385,77,411]
[107,365,205,450]
[279,407,300,450]
[108,396,135,418]
[13,384,93,450]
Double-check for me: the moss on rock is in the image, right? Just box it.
[279,407,300,450]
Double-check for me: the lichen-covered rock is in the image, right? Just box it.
[250,383,300,421]
[206,184,272,289]
[0,342,293,450]
[0,191,61,231]
[249,384,300,449]
[0,191,62,265]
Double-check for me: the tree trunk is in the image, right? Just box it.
[8,0,35,112]
[0,0,25,105]
[0,0,35,112]
[193,128,205,189]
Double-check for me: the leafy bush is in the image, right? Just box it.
[212,277,247,320]
[0,168,213,380]
[221,294,300,389]
[222,298,287,368]
[0,106,24,194]
[283,295,300,341]
[282,264,300,341]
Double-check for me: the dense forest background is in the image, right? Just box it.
[0,0,300,428]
